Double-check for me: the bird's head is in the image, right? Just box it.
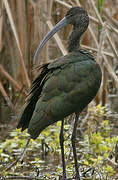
[66,7,89,30]
[34,7,89,64]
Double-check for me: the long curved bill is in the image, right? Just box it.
[33,17,68,64]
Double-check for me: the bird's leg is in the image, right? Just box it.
[71,113,80,180]
[5,137,31,171]
[60,119,66,180]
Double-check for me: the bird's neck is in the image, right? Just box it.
[68,27,84,52]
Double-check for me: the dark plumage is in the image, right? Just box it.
[18,50,101,138]
[17,7,102,179]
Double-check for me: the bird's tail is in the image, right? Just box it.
[17,63,50,131]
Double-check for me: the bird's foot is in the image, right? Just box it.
[59,175,81,180]
[74,173,81,180]
[59,175,75,180]
[59,178,72,180]
[58,175,66,180]
[58,177,66,180]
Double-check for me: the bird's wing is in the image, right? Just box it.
[17,56,71,131]
[28,58,101,139]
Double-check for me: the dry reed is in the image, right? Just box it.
[0,0,118,111]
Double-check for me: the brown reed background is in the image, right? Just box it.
[0,0,118,118]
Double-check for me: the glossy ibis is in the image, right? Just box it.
[17,7,102,179]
